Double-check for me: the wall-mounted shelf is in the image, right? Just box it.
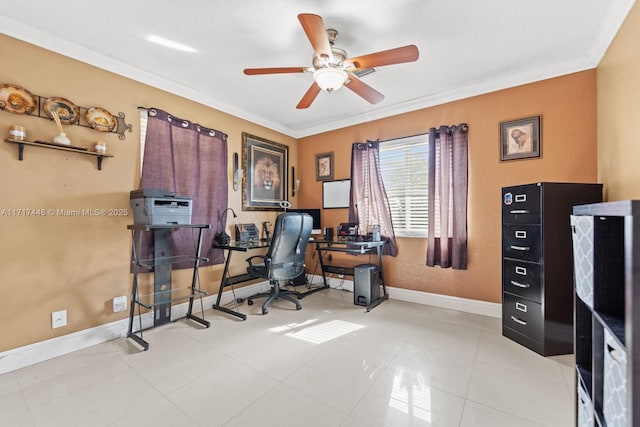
[5,138,114,170]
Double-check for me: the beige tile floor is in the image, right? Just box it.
[0,288,576,426]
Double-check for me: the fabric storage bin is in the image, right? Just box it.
[603,329,627,427]
[577,381,594,427]
[571,215,594,308]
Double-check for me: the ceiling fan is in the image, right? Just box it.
[243,13,419,109]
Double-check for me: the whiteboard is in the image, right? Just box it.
[323,179,351,209]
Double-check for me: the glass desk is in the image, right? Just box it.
[212,239,334,319]
[313,239,389,311]
[211,240,271,320]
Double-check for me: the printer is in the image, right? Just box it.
[130,189,192,225]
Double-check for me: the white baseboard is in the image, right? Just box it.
[310,274,501,318]
[0,319,129,375]
[0,281,270,375]
[386,286,501,318]
[0,278,499,374]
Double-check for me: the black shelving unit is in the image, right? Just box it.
[572,200,640,427]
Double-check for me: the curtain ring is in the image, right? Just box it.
[149,109,158,117]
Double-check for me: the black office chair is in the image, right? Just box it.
[246,212,313,315]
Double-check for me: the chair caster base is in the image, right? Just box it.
[247,299,254,306]
[262,308,268,315]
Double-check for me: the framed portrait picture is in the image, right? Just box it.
[242,132,288,211]
[500,115,541,161]
[315,151,334,181]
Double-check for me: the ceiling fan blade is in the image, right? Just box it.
[344,75,384,104]
[244,67,307,75]
[298,13,332,60]
[345,45,419,70]
[296,82,322,109]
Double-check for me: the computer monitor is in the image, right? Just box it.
[288,208,321,234]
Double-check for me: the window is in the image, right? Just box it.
[139,109,148,177]
[379,134,429,237]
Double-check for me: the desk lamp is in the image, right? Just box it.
[214,207,237,245]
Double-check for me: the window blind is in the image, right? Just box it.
[379,134,429,237]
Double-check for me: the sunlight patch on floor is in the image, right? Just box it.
[285,319,365,344]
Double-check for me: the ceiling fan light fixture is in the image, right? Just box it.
[313,67,348,92]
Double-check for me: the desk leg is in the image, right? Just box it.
[186,228,210,328]
[127,230,149,350]
[299,242,331,297]
[212,249,247,320]
[365,244,389,312]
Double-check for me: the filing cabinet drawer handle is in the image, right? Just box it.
[510,245,530,251]
[510,209,530,214]
[510,280,530,288]
[510,316,527,325]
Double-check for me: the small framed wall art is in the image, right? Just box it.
[315,151,334,181]
[500,115,541,161]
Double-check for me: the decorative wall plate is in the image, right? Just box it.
[0,83,38,114]
[85,107,116,132]
[43,97,79,124]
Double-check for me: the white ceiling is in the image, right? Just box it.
[0,0,635,138]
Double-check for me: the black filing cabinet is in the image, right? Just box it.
[501,182,602,356]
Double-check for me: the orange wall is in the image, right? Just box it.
[0,32,599,353]
[597,0,640,200]
[298,70,599,303]
[0,35,295,352]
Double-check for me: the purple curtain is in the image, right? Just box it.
[349,141,397,256]
[138,108,228,268]
[426,124,468,269]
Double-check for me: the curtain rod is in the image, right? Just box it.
[376,124,469,143]
[376,132,427,143]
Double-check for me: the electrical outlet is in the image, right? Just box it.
[113,296,127,312]
[52,310,67,328]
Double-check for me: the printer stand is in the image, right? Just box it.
[127,224,211,350]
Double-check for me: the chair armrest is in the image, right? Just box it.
[246,255,268,267]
